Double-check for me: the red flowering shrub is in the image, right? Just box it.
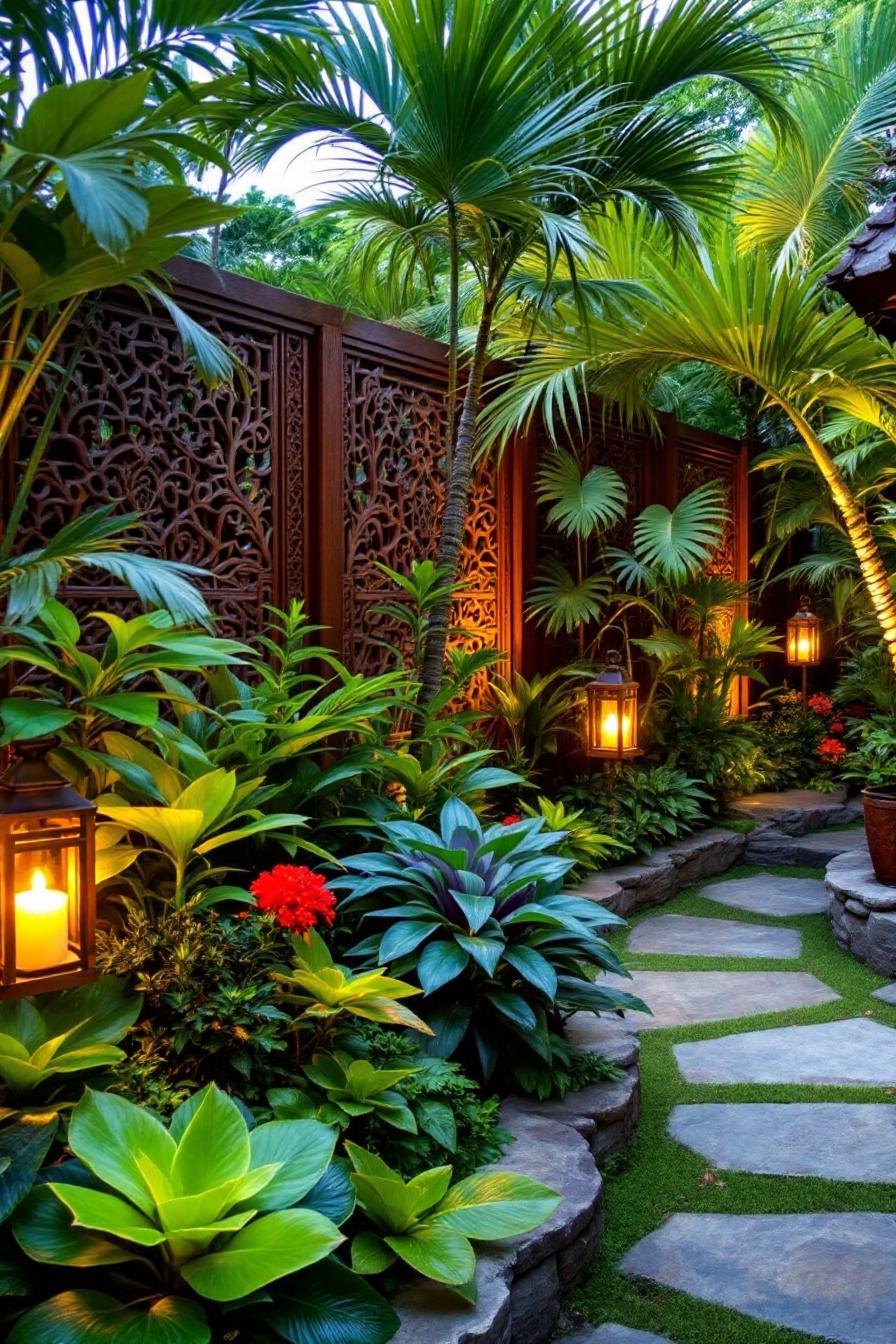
[807,693,834,717]
[250,864,336,934]
[818,737,847,761]
[501,813,523,826]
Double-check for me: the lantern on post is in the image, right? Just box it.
[585,650,640,760]
[786,595,822,704]
[0,743,96,998]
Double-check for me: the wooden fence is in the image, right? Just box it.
[12,257,749,687]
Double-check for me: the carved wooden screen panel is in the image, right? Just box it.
[342,350,503,694]
[14,294,303,641]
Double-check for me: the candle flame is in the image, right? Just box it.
[32,869,47,894]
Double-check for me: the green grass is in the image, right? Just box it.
[569,862,896,1344]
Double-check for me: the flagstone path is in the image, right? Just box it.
[588,835,896,1344]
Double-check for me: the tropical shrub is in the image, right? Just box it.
[337,1027,506,1179]
[487,666,589,775]
[751,689,847,791]
[335,799,642,1087]
[345,1141,559,1296]
[605,764,712,853]
[0,977,138,1103]
[97,905,296,1111]
[835,644,896,718]
[518,795,627,877]
[842,715,896,793]
[9,1083,398,1344]
[0,605,247,770]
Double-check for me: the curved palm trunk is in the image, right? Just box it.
[788,407,896,673]
[418,296,496,707]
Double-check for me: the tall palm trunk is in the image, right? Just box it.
[418,294,496,706]
[788,406,896,673]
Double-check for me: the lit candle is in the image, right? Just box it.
[601,711,631,749]
[15,869,69,973]
[797,634,810,661]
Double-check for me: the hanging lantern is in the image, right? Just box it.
[786,596,822,667]
[0,743,96,998]
[585,651,640,759]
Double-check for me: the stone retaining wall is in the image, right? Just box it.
[827,847,896,976]
[575,827,746,917]
[731,789,863,866]
[392,1018,639,1344]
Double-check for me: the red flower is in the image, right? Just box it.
[818,737,847,761]
[250,865,336,934]
[807,693,833,717]
[501,814,523,826]
[829,721,846,735]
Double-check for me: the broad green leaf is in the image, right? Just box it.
[83,693,160,727]
[69,1090,175,1218]
[243,1120,337,1211]
[0,698,75,745]
[7,1290,210,1344]
[96,803,205,864]
[40,975,140,1050]
[182,1208,343,1301]
[431,1172,560,1239]
[417,939,469,994]
[297,1160,355,1226]
[16,74,151,158]
[384,1224,475,1285]
[261,1257,399,1344]
[350,1230,396,1275]
[49,1184,167,1246]
[0,1114,58,1221]
[12,1185,139,1267]
[172,1085,250,1195]
[415,1100,457,1153]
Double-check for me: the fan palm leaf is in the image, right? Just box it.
[536,450,628,539]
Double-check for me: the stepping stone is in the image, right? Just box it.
[669,1103,896,1182]
[872,983,896,1005]
[676,1016,896,1085]
[606,970,837,1030]
[622,1212,896,1344]
[628,914,800,959]
[567,1327,674,1344]
[702,874,827,917]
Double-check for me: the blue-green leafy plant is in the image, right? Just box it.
[346,1142,559,1299]
[9,1083,397,1344]
[335,800,643,1085]
[0,977,139,1101]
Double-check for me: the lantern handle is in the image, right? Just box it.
[598,624,627,658]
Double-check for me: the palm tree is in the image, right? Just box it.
[207,0,805,704]
[487,216,896,673]
[735,0,896,272]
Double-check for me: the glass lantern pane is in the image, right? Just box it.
[11,817,80,975]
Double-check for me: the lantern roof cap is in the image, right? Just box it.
[590,648,635,687]
[0,742,94,816]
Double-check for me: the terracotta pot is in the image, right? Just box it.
[862,789,896,886]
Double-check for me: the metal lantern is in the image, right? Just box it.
[786,596,822,668]
[585,651,640,760]
[0,743,96,998]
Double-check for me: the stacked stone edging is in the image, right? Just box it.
[827,847,896,976]
[576,827,746,917]
[730,788,863,866]
[392,1018,640,1344]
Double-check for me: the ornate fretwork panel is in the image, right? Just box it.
[15,299,281,641]
[677,441,737,582]
[342,353,501,694]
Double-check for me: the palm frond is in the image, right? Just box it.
[536,449,628,539]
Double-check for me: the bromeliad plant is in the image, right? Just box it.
[345,1141,559,1299]
[335,799,643,1086]
[9,1082,398,1344]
